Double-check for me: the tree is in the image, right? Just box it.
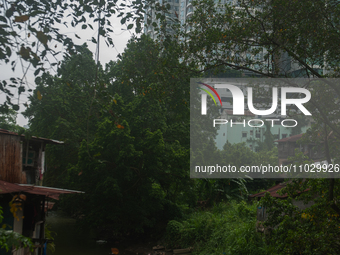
[23,43,107,187]
[256,121,274,151]
[0,108,22,132]
[53,35,198,236]
[165,1,340,252]
[179,0,340,77]
[262,179,340,254]
[0,0,148,112]
[174,0,340,147]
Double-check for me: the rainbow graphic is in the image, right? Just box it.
[197,82,222,106]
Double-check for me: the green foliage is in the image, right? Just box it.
[175,0,340,77]
[192,142,277,204]
[165,220,183,247]
[54,35,196,236]
[165,201,267,255]
[164,2,340,249]
[0,206,33,252]
[0,109,23,132]
[0,0,147,110]
[203,143,276,199]
[203,66,243,78]
[261,179,340,254]
[0,229,33,252]
[256,122,274,151]
[290,115,309,136]
[24,44,106,187]
[221,142,256,168]
[255,147,278,164]
[44,224,56,253]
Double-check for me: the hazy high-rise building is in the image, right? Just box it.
[144,0,182,39]
[144,0,235,38]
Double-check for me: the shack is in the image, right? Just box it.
[250,182,313,232]
[0,129,83,255]
[276,133,324,166]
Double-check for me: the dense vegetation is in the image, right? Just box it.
[1,0,340,254]
[165,202,266,255]
[22,37,274,238]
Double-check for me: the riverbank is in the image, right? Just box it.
[46,210,156,255]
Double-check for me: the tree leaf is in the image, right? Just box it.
[34,68,40,76]
[5,8,14,18]
[37,90,42,100]
[14,15,29,23]
[0,16,7,23]
[18,86,25,94]
[6,47,11,57]
[36,31,48,45]
[19,46,30,60]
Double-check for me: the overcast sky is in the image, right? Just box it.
[0,10,133,127]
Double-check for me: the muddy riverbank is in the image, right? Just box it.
[46,210,155,255]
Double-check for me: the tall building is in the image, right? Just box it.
[145,2,313,151]
[144,0,182,39]
[144,0,235,38]
[215,109,310,151]
[211,83,310,151]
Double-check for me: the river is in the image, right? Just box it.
[46,211,140,255]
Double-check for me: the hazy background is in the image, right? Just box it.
[0,9,133,127]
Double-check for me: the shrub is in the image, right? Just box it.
[165,201,268,255]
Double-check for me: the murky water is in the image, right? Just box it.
[46,211,135,255]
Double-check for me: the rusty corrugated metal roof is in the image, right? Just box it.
[250,182,310,199]
[0,180,83,200]
[0,180,26,193]
[250,183,288,198]
[0,129,64,145]
[275,133,303,143]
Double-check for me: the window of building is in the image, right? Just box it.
[282,134,287,139]
[250,130,253,136]
[242,132,247,138]
[255,132,261,138]
[221,97,232,103]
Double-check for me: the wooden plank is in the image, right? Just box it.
[0,134,23,183]
[153,245,165,250]
[173,248,193,254]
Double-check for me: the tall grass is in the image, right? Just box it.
[165,201,268,255]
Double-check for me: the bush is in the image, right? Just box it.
[165,201,268,255]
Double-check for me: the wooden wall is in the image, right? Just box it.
[0,134,26,183]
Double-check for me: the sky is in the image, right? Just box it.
[0,8,134,127]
